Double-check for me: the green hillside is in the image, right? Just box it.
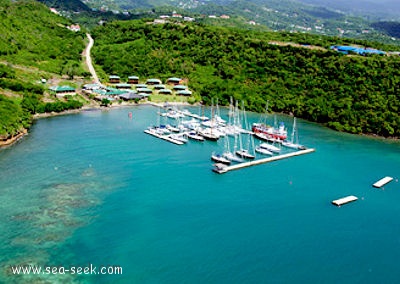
[0,0,86,72]
[0,0,87,142]
[92,20,400,137]
[37,0,91,12]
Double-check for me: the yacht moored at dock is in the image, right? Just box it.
[186,131,205,142]
[255,146,273,156]
[211,153,231,165]
[259,142,281,153]
[235,149,255,160]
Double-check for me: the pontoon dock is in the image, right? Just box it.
[212,148,315,173]
[332,195,358,206]
[372,176,394,188]
[144,129,184,145]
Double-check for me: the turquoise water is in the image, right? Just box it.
[1,105,399,283]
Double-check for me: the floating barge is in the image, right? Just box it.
[212,148,315,174]
[144,129,184,145]
[332,195,358,206]
[372,176,394,188]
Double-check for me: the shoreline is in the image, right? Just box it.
[0,100,194,148]
[0,129,28,148]
[32,100,195,120]
[1,100,398,149]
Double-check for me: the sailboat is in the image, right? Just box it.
[259,142,281,153]
[282,117,305,150]
[235,102,255,160]
[223,134,244,163]
[198,100,219,141]
[211,152,231,165]
[255,146,273,155]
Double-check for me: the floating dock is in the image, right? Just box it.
[332,195,358,206]
[372,176,394,188]
[144,129,184,145]
[212,148,315,173]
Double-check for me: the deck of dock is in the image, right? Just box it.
[332,195,358,206]
[372,176,394,188]
[213,148,315,173]
[144,129,184,145]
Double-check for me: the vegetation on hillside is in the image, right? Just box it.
[0,0,86,75]
[0,0,87,141]
[37,0,91,12]
[92,20,400,137]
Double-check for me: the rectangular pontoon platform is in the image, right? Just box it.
[332,195,358,206]
[372,176,393,188]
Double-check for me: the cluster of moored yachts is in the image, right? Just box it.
[144,103,306,166]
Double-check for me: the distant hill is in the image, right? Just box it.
[296,0,400,20]
[371,21,400,38]
[37,0,91,12]
[85,0,399,44]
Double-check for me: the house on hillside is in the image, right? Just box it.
[158,89,172,95]
[153,84,166,90]
[128,76,139,84]
[119,92,144,101]
[172,84,188,91]
[176,90,192,96]
[166,77,182,85]
[67,24,81,32]
[146,78,162,85]
[49,85,76,97]
[109,75,120,83]
[136,88,153,94]
[115,83,131,90]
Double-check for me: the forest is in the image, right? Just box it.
[92,20,400,137]
[0,0,86,141]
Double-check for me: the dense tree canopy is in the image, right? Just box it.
[92,20,400,137]
[0,0,86,74]
[0,0,87,141]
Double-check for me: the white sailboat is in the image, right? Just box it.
[259,142,281,153]
[255,146,273,155]
[169,133,188,143]
[187,131,205,141]
[211,152,231,165]
[235,102,255,160]
[222,134,244,163]
[282,117,305,150]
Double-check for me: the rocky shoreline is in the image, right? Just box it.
[0,129,28,148]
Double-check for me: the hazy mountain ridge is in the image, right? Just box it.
[296,0,400,20]
[34,0,400,42]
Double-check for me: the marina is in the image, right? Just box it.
[144,103,316,172]
[1,104,400,284]
[212,148,315,174]
[331,195,358,206]
[372,176,394,188]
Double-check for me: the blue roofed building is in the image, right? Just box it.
[330,45,386,55]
